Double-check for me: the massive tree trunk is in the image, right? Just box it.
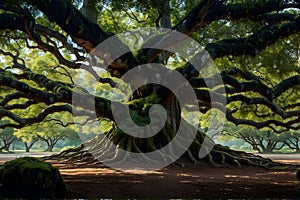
[49,96,282,170]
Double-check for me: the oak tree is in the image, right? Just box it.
[1,0,300,168]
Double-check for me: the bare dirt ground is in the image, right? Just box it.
[1,153,300,198]
[45,155,300,199]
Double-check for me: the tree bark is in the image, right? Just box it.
[51,96,283,169]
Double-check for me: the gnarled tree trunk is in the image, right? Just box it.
[49,96,282,170]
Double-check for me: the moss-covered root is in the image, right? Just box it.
[0,157,67,198]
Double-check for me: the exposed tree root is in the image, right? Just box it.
[45,121,288,170]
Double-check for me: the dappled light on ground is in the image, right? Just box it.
[43,157,300,199]
[1,154,300,198]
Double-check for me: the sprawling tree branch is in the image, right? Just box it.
[174,0,300,35]
[205,17,300,58]
[0,0,299,133]
[226,108,300,131]
[145,0,300,65]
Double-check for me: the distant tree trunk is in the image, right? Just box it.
[261,149,273,154]
[284,137,300,152]
[0,144,10,152]
[25,145,30,152]
[24,140,38,152]
[41,137,62,152]
[46,144,55,152]
[251,145,262,153]
[0,146,6,152]
[3,145,9,152]
[0,139,15,152]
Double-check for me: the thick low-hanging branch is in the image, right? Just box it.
[174,0,300,35]
[23,0,138,74]
[0,92,27,107]
[190,71,300,101]
[226,108,300,132]
[35,25,86,62]
[0,12,123,81]
[0,104,93,129]
[205,17,300,58]
[227,94,300,119]
[148,0,300,64]
[0,72,115,119]
[2,100,36,110]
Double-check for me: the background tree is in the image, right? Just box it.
[0,0,300,168]
[14,125,40,152]
[37,123,77,152]
[0,125,16,152]
[14,113,79,152]
[10,138,24,151]
[281,131,300,152]
[221,124,286,153]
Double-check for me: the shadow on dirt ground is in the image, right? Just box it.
[1,153,299,198]
[44,154,300,199]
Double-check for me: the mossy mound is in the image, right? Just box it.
[0,157,67,198]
